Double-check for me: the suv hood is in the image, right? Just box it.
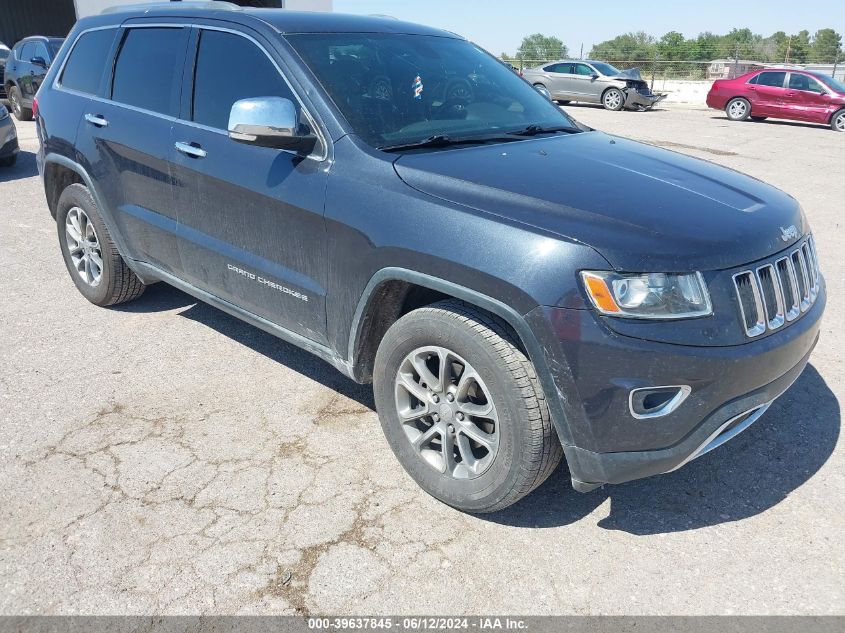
[393,132,805,271]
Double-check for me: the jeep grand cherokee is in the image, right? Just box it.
[35,2,825,512]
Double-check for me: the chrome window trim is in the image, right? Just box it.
[52,22,328,162]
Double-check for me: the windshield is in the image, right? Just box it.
[811,72,845,93]
[591,62,621,76]
[286,33,579,149]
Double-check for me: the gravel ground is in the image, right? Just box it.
[0,104,842,616]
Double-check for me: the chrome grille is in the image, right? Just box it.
[733,237,820,338]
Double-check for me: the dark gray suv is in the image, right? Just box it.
[36,2,825,513]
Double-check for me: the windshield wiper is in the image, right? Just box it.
[379,133,522,152]
[508,124,581,137]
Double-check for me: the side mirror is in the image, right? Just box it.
[30,56,47,68]
[591,73,600,80]
[534,84,552,101]
[228,96,317,154]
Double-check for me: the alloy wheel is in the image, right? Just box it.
[604,90,622,110]
[65,207,103,286]
[394,346,499,480]
[10,90,20,117]
[728,100,747,119]
[835,111,845,132]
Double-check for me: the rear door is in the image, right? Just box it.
[747,71,787,116]
[169,25,330,344]
[782,73,830,123]
[74,25,189,274]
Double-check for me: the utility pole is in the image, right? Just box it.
[785,36,792,63]
[580,43,584,60]
[733,42,740,79]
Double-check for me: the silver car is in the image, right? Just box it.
[522,60,666,111]
[0,104,18,167]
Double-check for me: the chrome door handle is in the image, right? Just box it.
[175,141,207,159]
[84,113,108,128]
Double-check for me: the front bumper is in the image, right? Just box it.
[526,278,825,490]
[624,88,666,110]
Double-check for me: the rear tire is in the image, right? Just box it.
[725,97,751,121]
[9,86,32,121]
[373,300,562,513]
[602,88,625,111]
[831,109,845,132]
[56,183,146,307]
[750,116,768,122]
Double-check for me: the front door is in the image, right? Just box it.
[781,73,831,123]
[13,42,35,99]
[28,40,51,98]
[748,71,787,116]
[571,62,599,100]
[170,26,329,344]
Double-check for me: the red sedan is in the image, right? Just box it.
[707,68,845,132]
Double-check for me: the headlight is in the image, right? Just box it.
[581,271,712,319]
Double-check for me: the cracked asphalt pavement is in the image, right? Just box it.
[1,104,843,615]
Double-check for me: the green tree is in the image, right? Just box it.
[589,31,656,61]
[516,34,567,62]
[658,31,688,60]
[778,30,811,63]
[811,28,842,62]
[692,32,721,60]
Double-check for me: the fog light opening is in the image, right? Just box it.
[629,385,692,419]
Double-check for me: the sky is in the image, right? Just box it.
[333,0,844,56]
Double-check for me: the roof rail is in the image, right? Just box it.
[102,1,240,14]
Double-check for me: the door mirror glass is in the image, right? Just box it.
[228,96,317,154]
[30,56,47,68]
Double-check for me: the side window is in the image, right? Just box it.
[19,42,35,61]
[574,63,594,76]
[60,29,118,95]
[756,71,786,88]
[112,27,186,116]
[789,74,824,93]
[747,74,759,85]
[192,29,296,130]
[33,41,49,62]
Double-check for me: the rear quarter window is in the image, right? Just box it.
[60,29,118,95]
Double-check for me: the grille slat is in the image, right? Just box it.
[733,236,820,338]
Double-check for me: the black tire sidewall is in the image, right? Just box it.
[374,310,534,512]
[56,184,117,306]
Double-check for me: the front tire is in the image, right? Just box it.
[832,109,845,132]
[56,183,146,307]
[373,300,562,513]
[9,86,32,121]
[726,97,751,121]
[602,88,625,111]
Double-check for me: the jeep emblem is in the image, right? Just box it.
[780,225,799,242]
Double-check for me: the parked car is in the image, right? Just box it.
[707,68,845,132]
[0,103,18,166]
[522,59,666,110]
[0,42,10,101]
[37,5,824,513]
[5,36,64,121]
